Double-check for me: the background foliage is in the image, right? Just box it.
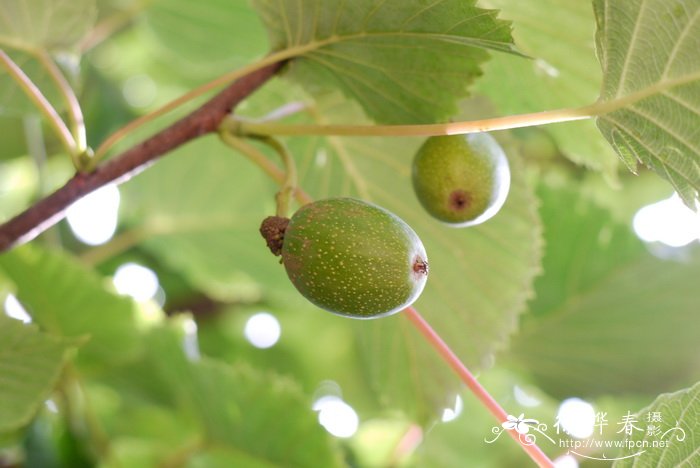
[1,0,699,467]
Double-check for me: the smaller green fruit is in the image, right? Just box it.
[278,198,428,319]
[412,133,510,227]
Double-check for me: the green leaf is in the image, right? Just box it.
[0,246,143,370]
[142,0,268,77]
[526,185,644,318]
[509,185,700,398]
[613,381,700,467]
[477,0,619,178]
[189,361,342,467]
[251,0,516,123]
[593,0,700,205]
[0,0,97,52]
[145,324,343,467]
[0,315,77,433]
[0,157,36,221]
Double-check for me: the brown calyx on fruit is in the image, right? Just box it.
[448,189,471,212]
[413,256,429,276]
[260,216,290,256]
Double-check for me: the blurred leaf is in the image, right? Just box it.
[22,411,93,468]
[593,0,700,205]
[510,185,700,398]
[0,315,77,433]
[0,116,27,158]
[0,154,74,221]
[252,0,516,123]
[526,186,644,318]
[347,418,414,467]
[0,246,143,370]
[189,362,342,467]
[478,0,619,178]
[580,169,675,225]
[613,381,700,467]
[0,157,35,221]
[145,324,343,467]
[143,0,268,77]
[0,0,96,52]
[101,439,166,468]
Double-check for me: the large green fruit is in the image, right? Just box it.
[412,133,511,227]
[280,198,428,319]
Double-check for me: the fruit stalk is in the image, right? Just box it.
[255,136,297,217]
[218,132,312,206]
[403,306,554,468]
[35,50,88,157]
[234,107,594,137]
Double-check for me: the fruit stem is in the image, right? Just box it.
[35,50,88,157]
[235,106,594,137]
[403,306,554,468]
[255,136,298,217]
[0,48,79,165]
[218,131,311,207]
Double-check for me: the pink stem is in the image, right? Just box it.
[404,306,554,468]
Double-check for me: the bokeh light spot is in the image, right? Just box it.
[66,184,120,245]
[244,312,281,349]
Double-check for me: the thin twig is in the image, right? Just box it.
[0,61,283,252]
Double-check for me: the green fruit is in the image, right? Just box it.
[280,198,429,319]
[412,133,511,227]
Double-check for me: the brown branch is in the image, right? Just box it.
[0,61,283,253]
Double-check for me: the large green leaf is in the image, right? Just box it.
[0,246,143,370]
[594,0,700,205]
[613,381,700,467]
[509,185,700,398]
[0,0,96,52]
[251,0,516,123]
[477,0,619,178]
[0,315,77,433]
